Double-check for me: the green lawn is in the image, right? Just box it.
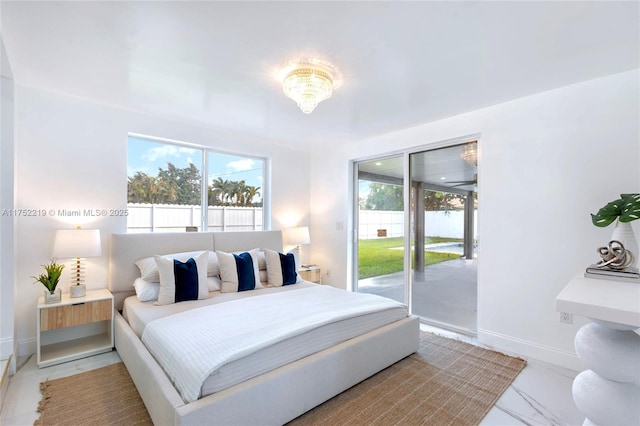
[358,236,462,280]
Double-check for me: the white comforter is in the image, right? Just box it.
[141,285,405,403]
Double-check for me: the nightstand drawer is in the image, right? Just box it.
[299,266,321,284]
[40,299,112,331]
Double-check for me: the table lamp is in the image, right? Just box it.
[52,226,102,298]
[284,226,310,264]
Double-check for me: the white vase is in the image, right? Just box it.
[44,288,62,304]
[611,220,638,267]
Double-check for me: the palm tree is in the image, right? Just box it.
[232,180,247,206]
[210,177,234,205]
[244,186,261,206]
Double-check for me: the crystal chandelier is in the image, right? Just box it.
[462,142,478,166]
[282,60,336,114]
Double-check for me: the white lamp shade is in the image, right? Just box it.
[52,229,102,259]
[284,227,310,246]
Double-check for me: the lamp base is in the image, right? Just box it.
[70,284,86,298]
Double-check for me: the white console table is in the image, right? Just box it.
[556,274,640,425]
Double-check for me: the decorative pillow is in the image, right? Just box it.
[257,250,267,270]
[135,250,220,282]
[217,249,262,293]
[289,248,302,273]
[133,278,160,302]
[208,276,222,292]
[155,251,209,305]
[133,276,220,302]
[264,249,298,286]
[284,248,303,283]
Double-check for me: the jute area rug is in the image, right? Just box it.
[35,332,525,426]
[34,362,151,426]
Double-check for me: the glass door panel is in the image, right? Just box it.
[354,155,405,303]
[409,142,478,332]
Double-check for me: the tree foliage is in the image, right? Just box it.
[361,183,403,211]
[208,177,261,206]
[128,163,261,206]
[424,191,465,212]
[360,182,471,212]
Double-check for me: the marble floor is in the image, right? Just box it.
[425,325,583,426]
[1,325,583,426]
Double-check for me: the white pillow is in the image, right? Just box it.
[257,250,267,270]
[216,249,262,293]
[155,251,209,305]
[289,248,302,278]
[133,276,220,302]
[135,250,219,282]
[133,278,160,302]
[208,276,222,292]
[264,248,299,286]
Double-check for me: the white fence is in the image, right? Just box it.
[127,204,263,233]
[127,204,475,238]
[359,210,478,240]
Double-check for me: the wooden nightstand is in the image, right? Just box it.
[37,288,114,368]
[298,265,321,284]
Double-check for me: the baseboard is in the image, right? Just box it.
[17,337,36,358]
[478,328,584,372]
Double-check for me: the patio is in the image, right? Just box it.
[357,257,478,332]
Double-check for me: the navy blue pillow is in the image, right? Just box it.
[279,252,298,285]
[173,258,199,302]
[234,252,256,292]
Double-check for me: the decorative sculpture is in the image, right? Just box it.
[596,240,635,270]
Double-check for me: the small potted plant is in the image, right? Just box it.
[591,193,640,265]
[591,193,640,227]
[32,260,65,304]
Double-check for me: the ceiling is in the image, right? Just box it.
[1,1,638,150]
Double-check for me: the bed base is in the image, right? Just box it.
[115,312,419,425]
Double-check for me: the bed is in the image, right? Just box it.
[109,230,420,425]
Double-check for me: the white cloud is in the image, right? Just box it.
[144,145,196,161]
[128,164,152,177]
[227,159,255,172]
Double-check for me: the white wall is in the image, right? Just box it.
[309,70,640,370]
[12,86,310,356]
[0,38,16,364]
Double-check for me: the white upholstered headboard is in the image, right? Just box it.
[109,230,283,309]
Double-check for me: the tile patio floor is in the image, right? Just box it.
[358,257,478,332]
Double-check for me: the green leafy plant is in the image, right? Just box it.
[32,260,65,293]
[591,193,640,227]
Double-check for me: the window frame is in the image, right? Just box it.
[127,133,269,232]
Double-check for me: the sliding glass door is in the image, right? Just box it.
[353,141,478,333]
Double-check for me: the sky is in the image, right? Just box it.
[127,136,264,192]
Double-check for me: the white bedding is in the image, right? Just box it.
[123,282,319,337]
[136,284,408,403]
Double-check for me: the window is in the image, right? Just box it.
[127,135,265,232]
